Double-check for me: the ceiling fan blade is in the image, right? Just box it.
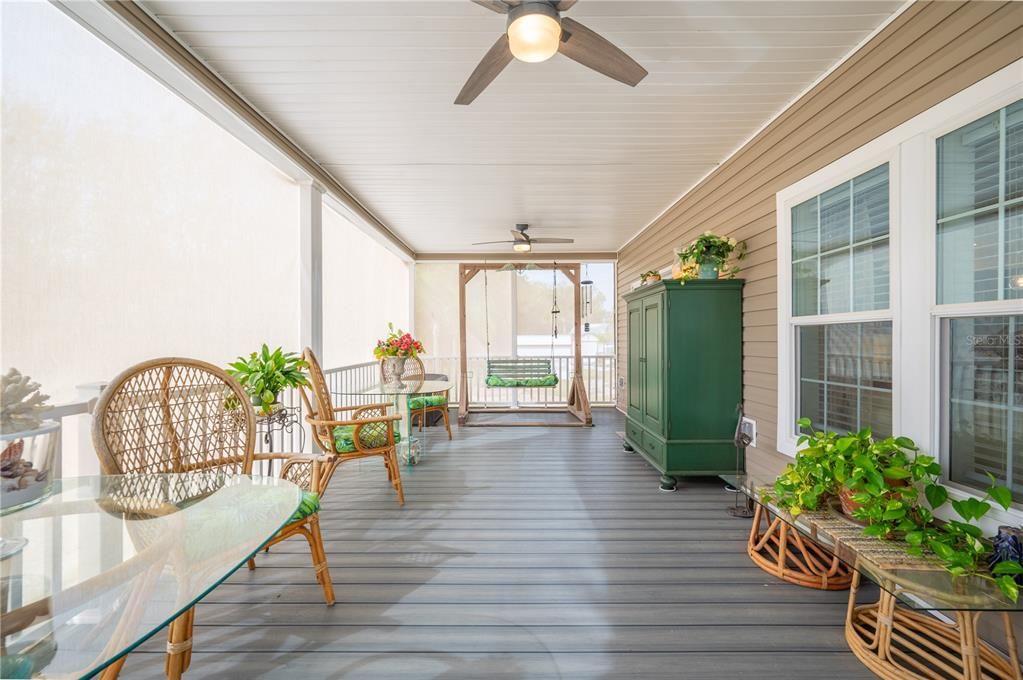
[554,0,578,10]
[557,17,648,87]
[455,34,514,105]
[471,240,518,245]
[528,238,575,244]
[510,229,529,241]
[471,0,511,13]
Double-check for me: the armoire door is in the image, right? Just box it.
[626,299,644,420]
[642,294,664,433]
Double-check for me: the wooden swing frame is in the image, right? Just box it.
[458,262,593,427]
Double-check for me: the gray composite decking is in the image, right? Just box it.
[128,409,872,679]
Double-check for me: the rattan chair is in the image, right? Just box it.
[91,358,336,679]
[380,356,453,440]
[302,348,405,505]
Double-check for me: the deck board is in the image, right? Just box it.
[124,409,870,679]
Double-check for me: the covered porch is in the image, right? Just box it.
[4,1,1023,679]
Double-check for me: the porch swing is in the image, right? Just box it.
[481,265,560,389]
[457,262,592,427]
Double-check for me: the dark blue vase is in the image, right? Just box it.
[989,526,1023,583]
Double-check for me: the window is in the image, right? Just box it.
[937,100,1023,303]
[938,99,1023,500]
[788,165,894,438]
[776,63,1021,518]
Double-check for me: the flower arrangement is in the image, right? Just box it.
[373,323,424,359]
[675,231,746,280]
[639,270,662,284]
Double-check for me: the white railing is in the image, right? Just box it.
[45,354,617,468]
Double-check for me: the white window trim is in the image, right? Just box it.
[776,60,1023,528]
[776,147,901,457]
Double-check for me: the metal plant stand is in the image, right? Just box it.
[254,405,305,477]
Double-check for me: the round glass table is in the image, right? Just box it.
[0,472,301,679]
[332,380,454,465]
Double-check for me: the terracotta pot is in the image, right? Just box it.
[839,478,908,517]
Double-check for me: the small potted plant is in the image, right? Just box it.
[373,324,424,390]
[639,270,662,285]
[227,345,309,416]
[675,231,746,280]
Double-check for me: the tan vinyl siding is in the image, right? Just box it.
[616,1,1023,477]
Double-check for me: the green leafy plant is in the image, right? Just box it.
[227,345,309,415]
[675,231,747,278]
[639,270,662,283]
[768,418,1020,602]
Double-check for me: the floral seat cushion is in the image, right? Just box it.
[289,490,320,523]
[408,394,448,410]
[333,424,401,453]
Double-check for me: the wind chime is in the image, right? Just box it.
[580,265,593,333]
[550,267,560,340]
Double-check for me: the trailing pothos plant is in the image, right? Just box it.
[766,417,1023,603]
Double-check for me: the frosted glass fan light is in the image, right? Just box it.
[507,3,561,63]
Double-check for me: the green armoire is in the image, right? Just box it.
[622,279,744,491]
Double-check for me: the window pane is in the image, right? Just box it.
[861,321,893,390]
[937,209,1000,304]
[799,326,824,381]
[1007,204,1023,299]
[827,384,858,433]
[792,259,818,317]
[937,109,1000,220]
[852,239,890,311]
[820,250,851,314]
[1003,100,1023,203]
[936,100,1023,304]
[792,198,819,260]
[826,324,858,385]
[853,164,890,242]
[799,381,825,434]
[820,182,850,252]
[790,164,889,317]
[945,315,1022,500]
[795,321,892,436]
[860,389,893,439]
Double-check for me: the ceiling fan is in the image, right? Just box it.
[472,224,575,252]
[455,0,648,105]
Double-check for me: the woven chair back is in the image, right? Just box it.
[300,348,337,453]
[92,358,255,478]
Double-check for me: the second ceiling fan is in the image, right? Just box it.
[472,224,574,252]
[455,0,648,105]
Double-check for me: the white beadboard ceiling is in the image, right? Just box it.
[143,0,904,254]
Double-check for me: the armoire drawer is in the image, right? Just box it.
[642,430,666,468]
[626,419,644,448]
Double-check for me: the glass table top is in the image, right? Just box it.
[0,472,301,678]
[725,472,1023,612]
[333,380,454,396]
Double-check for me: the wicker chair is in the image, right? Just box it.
[91,358,336,680]
[380,356,453,440]
[302,348,405,505]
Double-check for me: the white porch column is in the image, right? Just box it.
[299,181,324,358]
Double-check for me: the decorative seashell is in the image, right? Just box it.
[1,369,50,434]
[1,440,23,464]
